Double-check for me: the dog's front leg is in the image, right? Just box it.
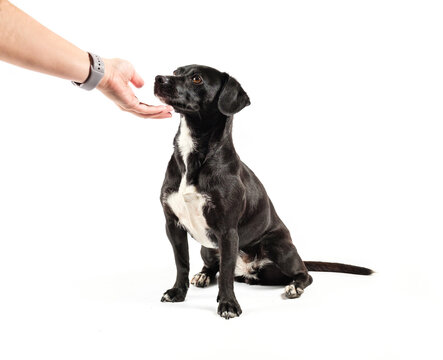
[161,218,189,303]
[216,228,242,319]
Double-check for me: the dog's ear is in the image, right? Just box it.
[217,74,251,116]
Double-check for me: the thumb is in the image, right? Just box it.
[131,71,145,88]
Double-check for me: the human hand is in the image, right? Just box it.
[97,58,173,119]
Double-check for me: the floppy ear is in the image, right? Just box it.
[217,75,251,116]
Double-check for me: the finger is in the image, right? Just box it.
[118,105,172,119]
[118,98,173,116]
[131,71,145,88]
[132,102,173,115]
[139,101,174,111]
[149,112,173,119]
[138,101,174,113]
[139,112,173,119]
[130,111,173,119]
[120,97,168,114]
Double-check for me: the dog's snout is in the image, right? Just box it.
[155,75,168,84]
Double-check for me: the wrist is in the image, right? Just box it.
[97,58,112,91]
[72,51,90,83]
[72,52,105,90]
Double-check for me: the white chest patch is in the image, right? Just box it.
[165,117,216,249]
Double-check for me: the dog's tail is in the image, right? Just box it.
[304,261,373,275]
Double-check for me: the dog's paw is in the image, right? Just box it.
[161,287,187,303]
[217,297,242,319]
[191,272,211,288]
[284,284,304,299]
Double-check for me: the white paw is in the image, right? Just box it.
[284,284,304,299]
[161,293,172,302]
[221,311,238,319]
[191,272,211,288]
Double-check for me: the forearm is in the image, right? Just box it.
[0,0,172,119]
[0,0,89,82]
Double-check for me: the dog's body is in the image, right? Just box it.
[154,65,372,319]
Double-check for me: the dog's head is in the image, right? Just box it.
[154,65,250,117]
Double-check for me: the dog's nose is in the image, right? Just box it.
[155,75,168,84]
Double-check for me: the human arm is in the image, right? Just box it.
[0,1,172,118]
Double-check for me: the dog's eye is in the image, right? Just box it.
[192,75,203,85]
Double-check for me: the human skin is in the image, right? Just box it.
[0,0,172,119]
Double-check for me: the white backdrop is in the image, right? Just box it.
[1,1,442,359]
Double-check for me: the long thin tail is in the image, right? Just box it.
[304,261,373,275]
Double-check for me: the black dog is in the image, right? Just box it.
[154,65,372,319]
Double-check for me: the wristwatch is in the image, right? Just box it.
[72,52,105,91]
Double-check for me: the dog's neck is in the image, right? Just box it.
[174,113,237,183]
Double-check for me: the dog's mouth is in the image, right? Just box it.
[154,89,199,113]
[165,100,200,113]
[154,82,174,100]
[154,80,200,113]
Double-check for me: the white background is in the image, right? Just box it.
[1,1,442,359]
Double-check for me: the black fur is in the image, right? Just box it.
[154,65,373,319]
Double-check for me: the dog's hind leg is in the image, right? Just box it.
[262,228,313,299]
[191,247,219,288]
